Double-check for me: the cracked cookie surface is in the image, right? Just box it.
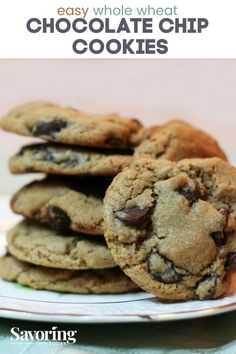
[11,177,108,235]
[0,101,142,148]
[0,256,138,294]
[134,120,227,161]
[9,143,133,176]
[7,221,115,270]
[104,158,236,300]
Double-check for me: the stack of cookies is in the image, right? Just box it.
[0,101,142,294]
[1,101,236,301]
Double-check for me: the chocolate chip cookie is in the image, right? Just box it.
[104,158,236,301]
[9,143,133,176]
[0,256,138,294]
[0,101,142,148]
[134,120,227,161]
[11,177,108,235]
[7,221,115,269]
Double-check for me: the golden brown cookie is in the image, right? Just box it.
[0,256,139,294]
[104,158,236,301]
[9,143,133,177]
[7,221,115,270]
[134,120,227,161]
[0,101,142,148]
[11,177,108,235]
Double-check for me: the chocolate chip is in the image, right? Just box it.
[105,137,123,148]
[211,232,224,247]
[177,184,202,206]
[46,206,71,231]
[211,208,231,247]
[225,252,236,270]
[32,119,67,137]
[115,206,150,226]
[147,251,182,284]
[32,146,54,162]
[197,272,218,300]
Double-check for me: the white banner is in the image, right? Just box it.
[0,0,235,58]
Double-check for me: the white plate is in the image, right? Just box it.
[0,196,236,323]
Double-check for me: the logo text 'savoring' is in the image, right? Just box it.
[10,326,78,344]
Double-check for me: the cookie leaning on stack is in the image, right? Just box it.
[104,158,236,300]
[0,101,143,294]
